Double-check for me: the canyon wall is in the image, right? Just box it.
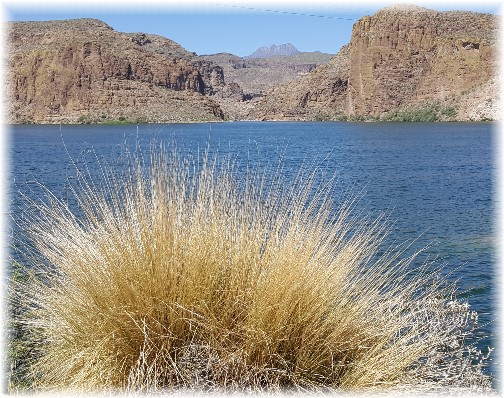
[7,19,225,123]
[346,5,498,119]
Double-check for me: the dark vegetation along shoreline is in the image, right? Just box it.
[7,5,499,124]
[8,143,494,393]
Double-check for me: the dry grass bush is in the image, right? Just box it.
[8,143,493,393]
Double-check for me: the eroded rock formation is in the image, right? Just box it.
[346,5,498,119]
[7,19,224,123]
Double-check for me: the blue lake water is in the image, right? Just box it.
[9,121,498,377]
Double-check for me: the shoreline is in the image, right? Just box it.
[6,119,499,126]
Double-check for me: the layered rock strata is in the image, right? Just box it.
[346,5,498,118]
[7,19,225,123]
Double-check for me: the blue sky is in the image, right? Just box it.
[4,1,502,57]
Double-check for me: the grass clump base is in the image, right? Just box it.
[9,143,493,394]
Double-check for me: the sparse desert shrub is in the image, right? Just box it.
[310,111,331,121]
[441,105,457,118]
[9,143,493,393]
[77,114,92,124]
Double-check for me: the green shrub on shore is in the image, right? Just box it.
[384,102,458,122]
[9,143,492,393]
[76,114,149,124]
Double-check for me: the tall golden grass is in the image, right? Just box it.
[9,143,492,393]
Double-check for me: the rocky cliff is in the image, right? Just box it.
[7,19,225,123]
[253,5,499,121]
[347,5,499,119]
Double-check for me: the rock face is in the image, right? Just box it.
[7,19,225,123]
[246,43,300,59]
[254,6,499,121]
[346,5,498,118]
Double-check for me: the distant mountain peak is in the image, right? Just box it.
[246,43,300,59]
[378,3,433,13]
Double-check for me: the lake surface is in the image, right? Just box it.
[9,121,498,376]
